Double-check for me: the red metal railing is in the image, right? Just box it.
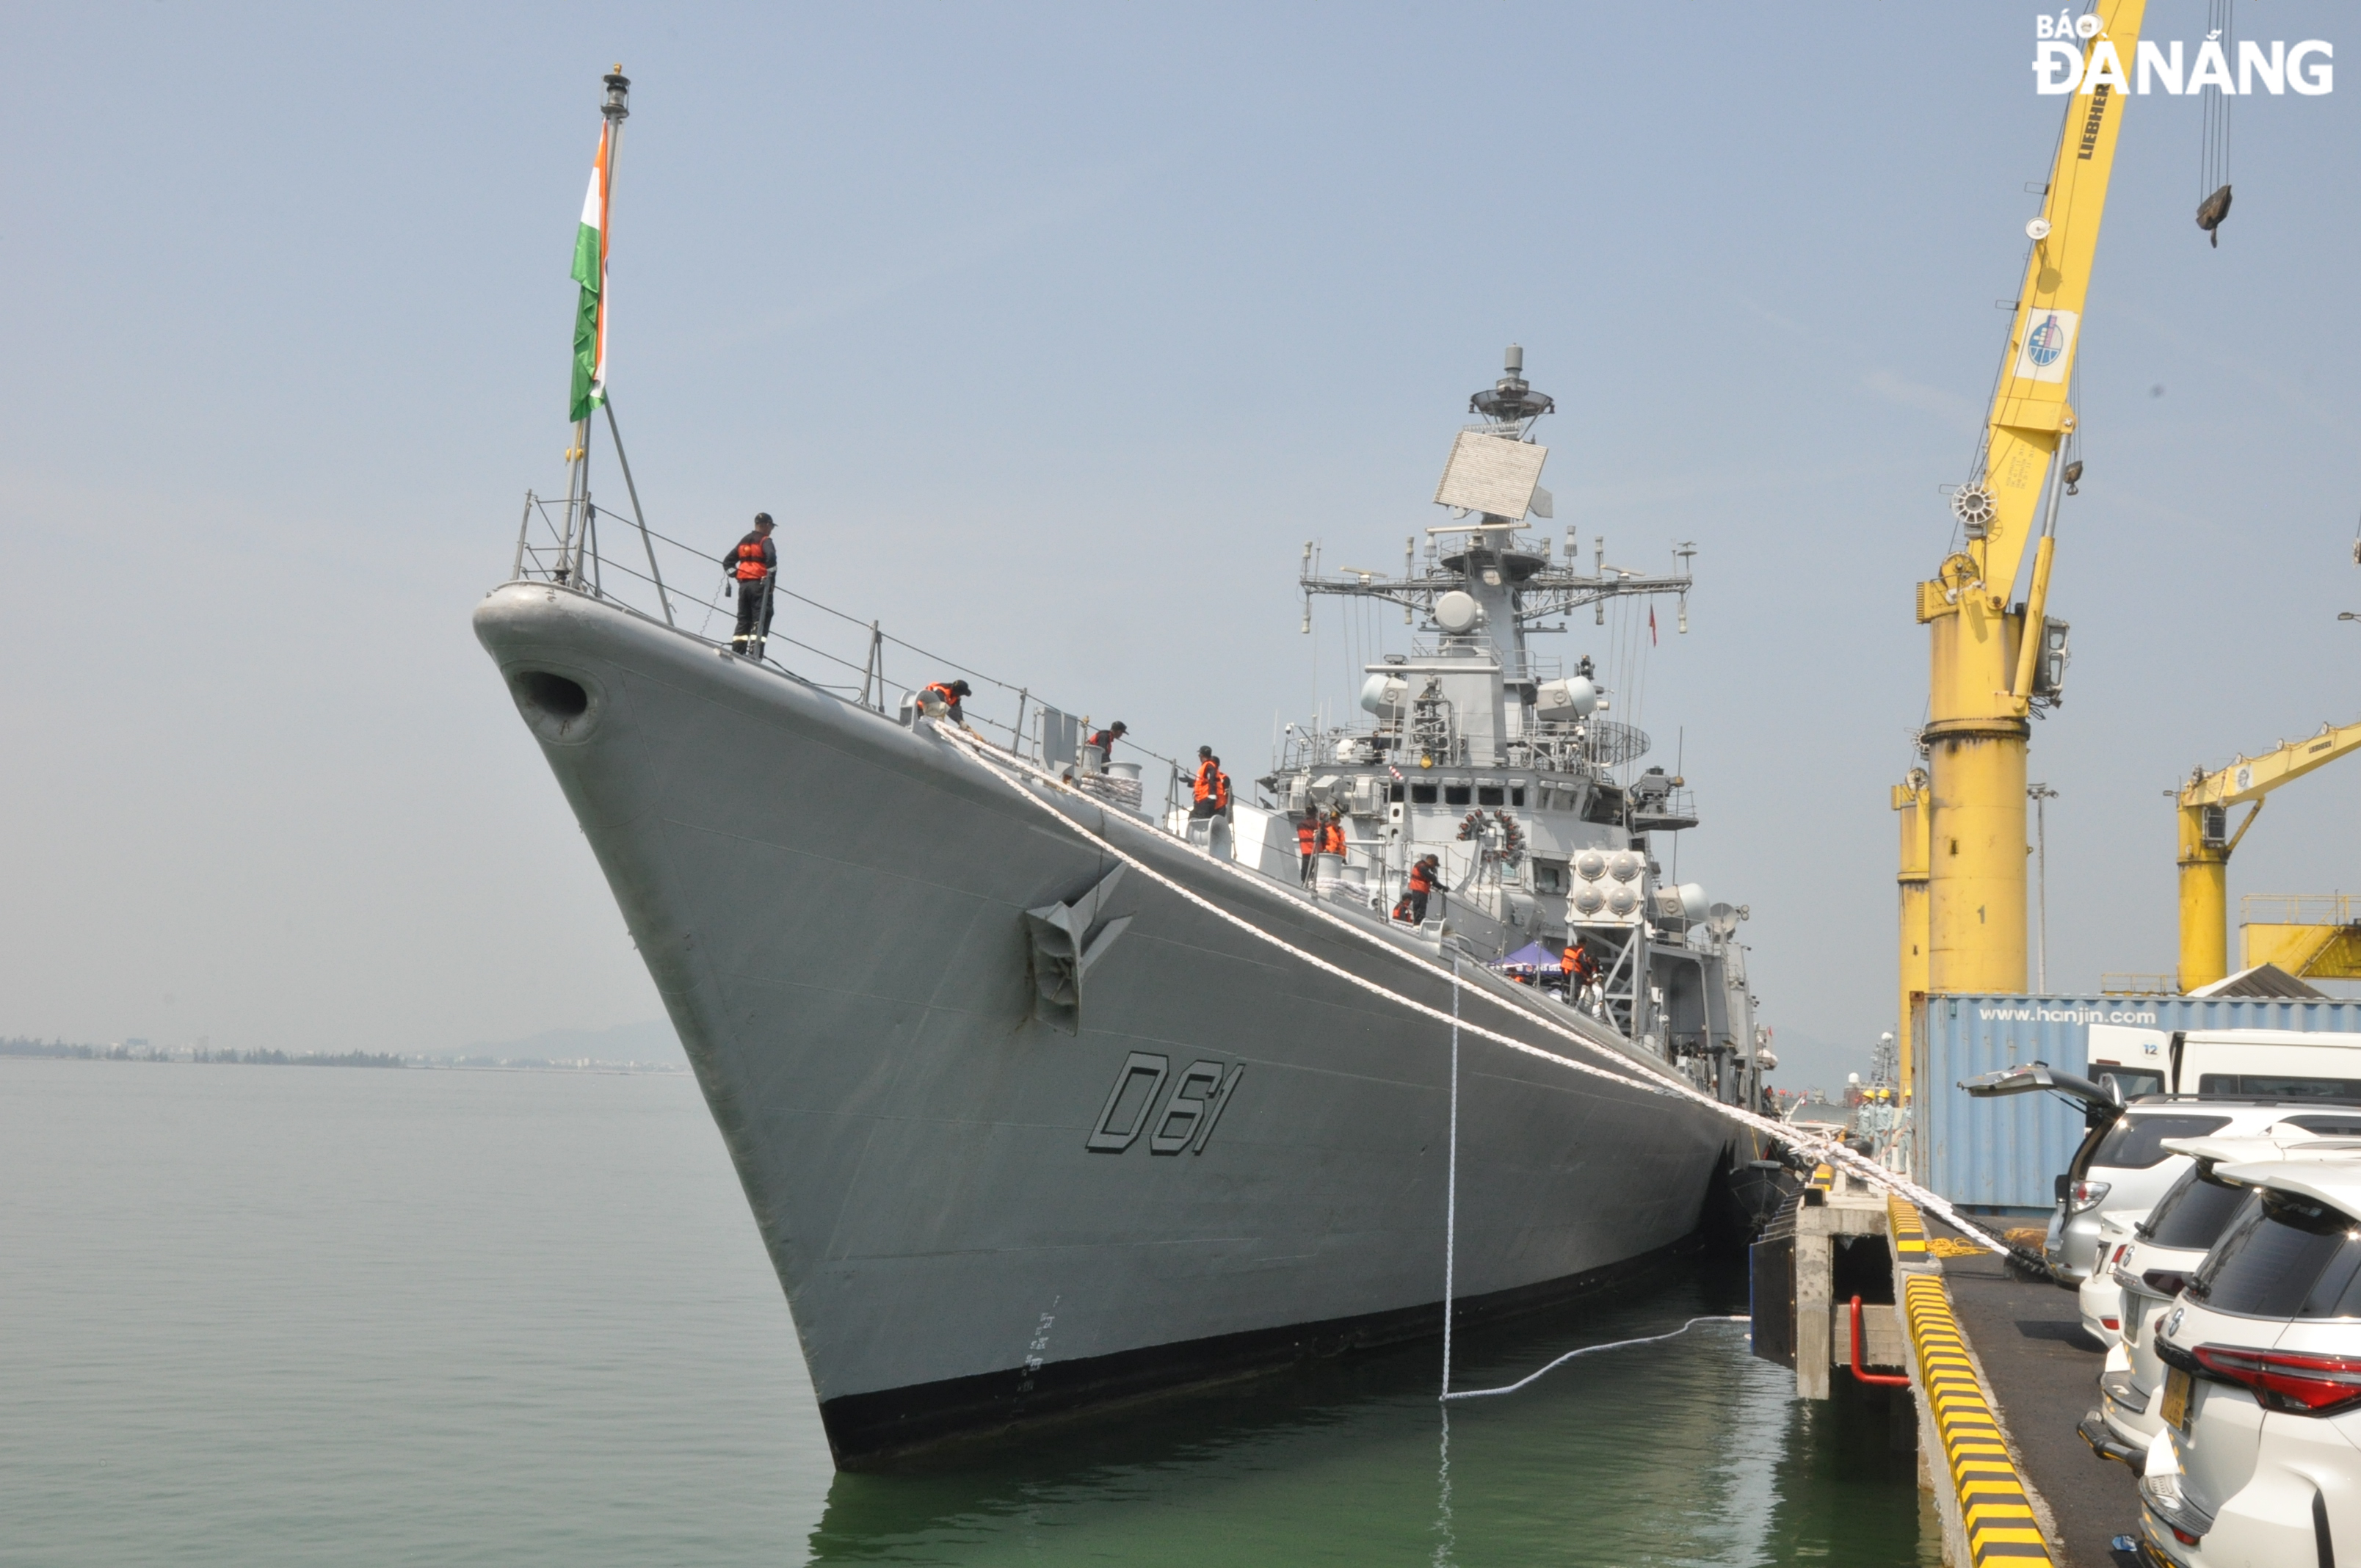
[1850,1295,1911,1387]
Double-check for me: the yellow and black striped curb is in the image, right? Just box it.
[1886,1194,1928,1259]
[1808,1163,1835,1191]
[1902,1272,2056,1566]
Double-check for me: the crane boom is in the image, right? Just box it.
[2186,719,2361,808]
[1895,0,2144,1086]
[2177,716,2361,990]
[1950,29,2139,647]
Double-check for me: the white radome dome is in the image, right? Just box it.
[1435,590,1482,634]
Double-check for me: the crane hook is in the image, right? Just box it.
[2197,184,2233,247]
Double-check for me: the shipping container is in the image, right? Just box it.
[1913,994,2361,1211]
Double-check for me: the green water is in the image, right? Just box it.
[0,1059,1932,1566]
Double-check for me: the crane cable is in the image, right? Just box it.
[2197,0,2235,244]
[932,722,2014,1258]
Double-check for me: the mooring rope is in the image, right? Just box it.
[935,725,1668,1105]
[931,725,2010,1257]
[1441,952,1460,1399]
[1442,1315,1752,1402]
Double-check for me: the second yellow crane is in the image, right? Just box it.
[2178,719,2361,990]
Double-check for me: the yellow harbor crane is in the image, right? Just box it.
[2178,719,2361,990]
[1893,0,2146,1093]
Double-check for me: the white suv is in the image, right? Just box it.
[1961,1066,2361,1284]
[2045,1100,2341,1285]
[2139,1157,2361,1566]
[1962,1067,2222,1283]
[2078,1208,2150,1349]
[2081,1129,2358,1467]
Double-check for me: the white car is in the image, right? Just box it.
[2139,1156,2361,1566]
[2081,1130,2357,1467]
[1960,1067,2237,1284]
[1961,1065,2361,1284]
[2079,1208,2150,1348]
[2045,1098,2358,1284]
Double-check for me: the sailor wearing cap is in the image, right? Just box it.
[725,512,777,658]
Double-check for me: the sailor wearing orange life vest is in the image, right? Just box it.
[724,512,777,658]
[1404,854,1446,925]
[1319,810,1346,857]
[1189,747,1222,821]
[1295,807,1321,885]
[920,679,972,725]
[1562,939,1600,1001]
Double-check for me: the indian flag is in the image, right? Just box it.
[568,124,611,423]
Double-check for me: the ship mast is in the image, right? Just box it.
[1299,347,1692,679]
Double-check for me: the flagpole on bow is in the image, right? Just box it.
[559,66,629,585]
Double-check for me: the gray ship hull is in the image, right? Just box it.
[475,583,1738,1464]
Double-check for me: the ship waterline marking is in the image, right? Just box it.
[1087,1052,1246,1155]
[1015,1296,1060,1393]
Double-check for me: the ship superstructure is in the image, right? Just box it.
[1205,349,1762,1106]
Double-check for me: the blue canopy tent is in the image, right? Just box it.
[1492,940,1562,973]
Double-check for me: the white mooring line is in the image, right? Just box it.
[935,726,2013,1271]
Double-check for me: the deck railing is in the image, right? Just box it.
[2241,893,2359,928]
[507,490,1190,810]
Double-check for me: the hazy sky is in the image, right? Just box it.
[7,4,2357,1090]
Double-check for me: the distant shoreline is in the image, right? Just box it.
[0,1038,688,1075]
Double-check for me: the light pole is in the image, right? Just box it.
[2028,783,2059,992]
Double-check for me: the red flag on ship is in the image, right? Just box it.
[1648,606,1658,645]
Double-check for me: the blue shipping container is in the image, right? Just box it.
[1915,994,2361,1211]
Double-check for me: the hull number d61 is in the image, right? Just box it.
[1086,1052,1244,1155]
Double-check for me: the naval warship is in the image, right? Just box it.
[476,348,1777,1466]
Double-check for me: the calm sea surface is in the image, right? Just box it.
[0,1059,1933,1566]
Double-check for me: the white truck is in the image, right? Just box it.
[2165,1028,2361,1101]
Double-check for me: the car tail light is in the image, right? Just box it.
[2170,1525,2200,1545]
[2070,1180,2112,1213]
[2191,1345,2361,1415]
[2141,1268,2189,1296]
[2108,1243,2130,1267]
[2101,1317,2119,1330]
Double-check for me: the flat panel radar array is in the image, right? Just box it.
[1433,430,1549,521]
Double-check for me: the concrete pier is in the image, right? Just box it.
[1775,1167,1908,1398]
[1939,1248,2141,1567]
[1754,1168,2140,1566]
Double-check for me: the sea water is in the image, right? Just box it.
[0,1059,1932,1565]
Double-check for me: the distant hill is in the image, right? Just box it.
[454,1019,686,1065]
